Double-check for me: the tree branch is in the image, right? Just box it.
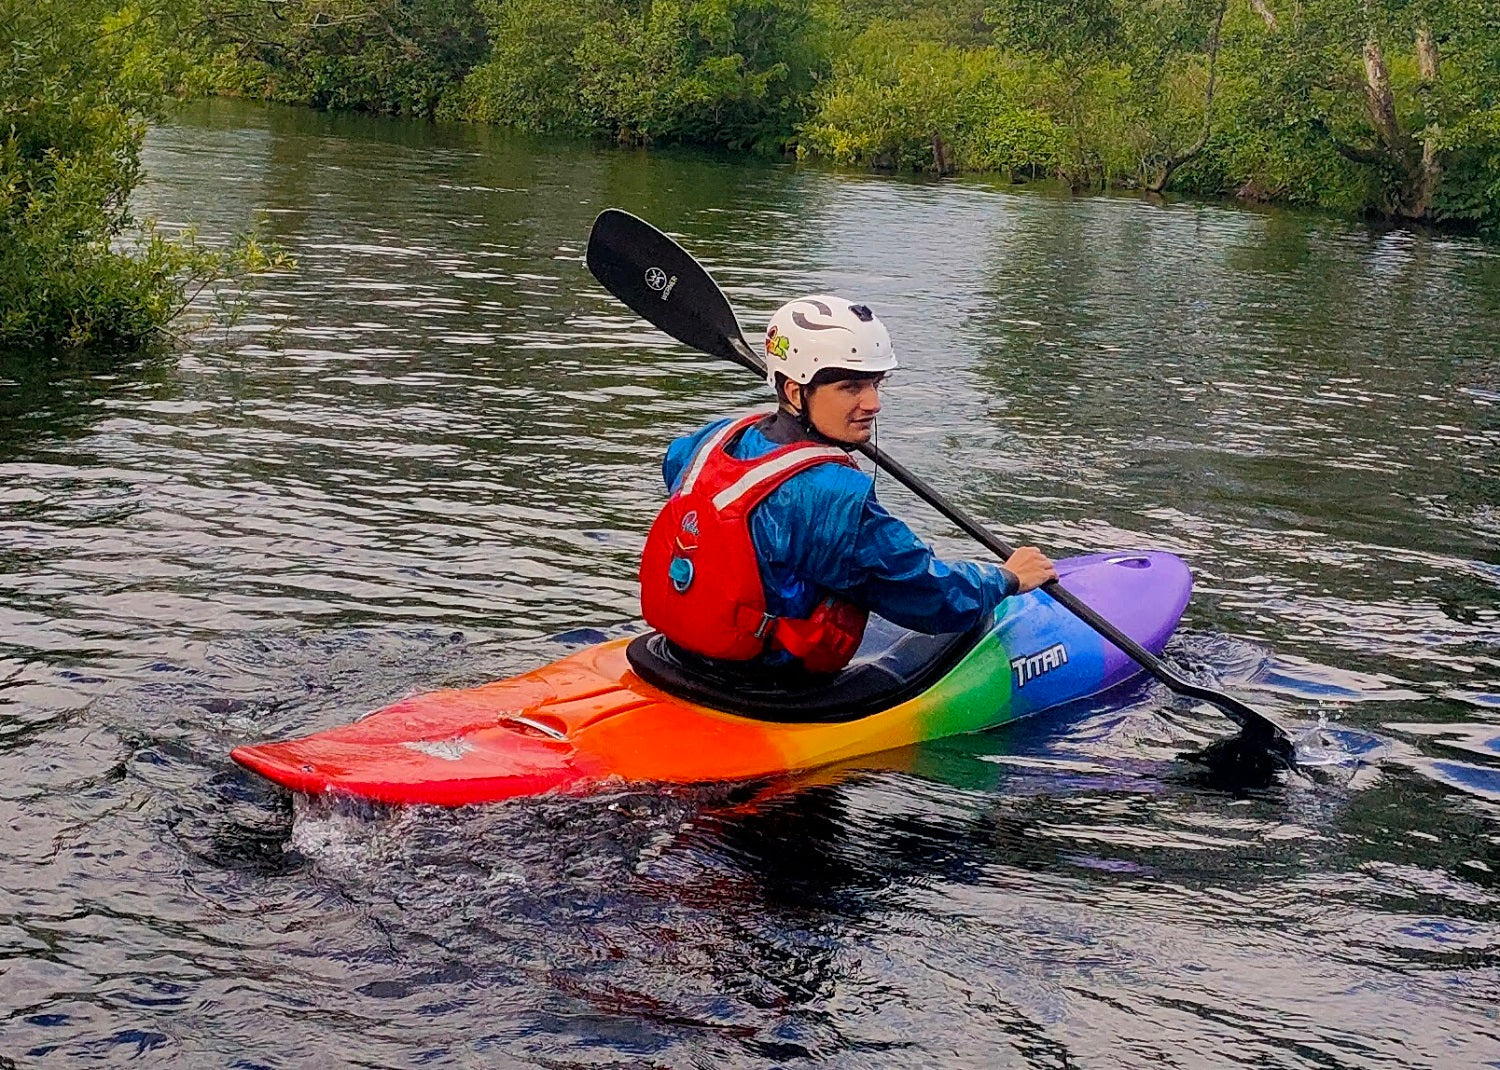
[1308,117,1388,166]
[1147,0,1227,192]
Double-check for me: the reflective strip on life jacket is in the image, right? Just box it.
[710,444,850,512]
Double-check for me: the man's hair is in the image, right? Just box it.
[774,367,887,404]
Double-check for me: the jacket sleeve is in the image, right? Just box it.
[839,493,1019,634]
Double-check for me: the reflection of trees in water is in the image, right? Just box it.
[0,347,176,463]
[954,187,1498,701]
[154,101,839,540]
[963,193,1497,443]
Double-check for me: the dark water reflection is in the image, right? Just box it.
[1,99,1497,1066]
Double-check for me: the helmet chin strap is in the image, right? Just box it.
[782,386,837,447]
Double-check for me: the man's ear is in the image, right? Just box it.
[783,380,803,412]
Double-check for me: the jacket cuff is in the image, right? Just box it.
[998,567,1020,599]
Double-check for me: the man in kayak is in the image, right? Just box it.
[640,294,1057,676]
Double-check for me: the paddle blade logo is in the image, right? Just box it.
[1010,643,1068,688]
[644,266,677,300]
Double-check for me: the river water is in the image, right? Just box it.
[2,99,1498,1067]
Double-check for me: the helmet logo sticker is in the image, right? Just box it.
[765,325,789,361]
[791,309,852,333]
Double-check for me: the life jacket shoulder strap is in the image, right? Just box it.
[678,412,764,496]
[679,411,855,517]
[709,443,851,514]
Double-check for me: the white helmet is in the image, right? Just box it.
[763,295,898,388]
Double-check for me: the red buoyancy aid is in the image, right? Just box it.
[640,412,870,674]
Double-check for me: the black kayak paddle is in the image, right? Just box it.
[585,207,1297,765]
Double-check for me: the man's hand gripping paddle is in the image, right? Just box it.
[585,207,1298,767]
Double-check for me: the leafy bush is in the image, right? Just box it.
[443,0,597,131]
[1431,110,1500,234]
[204,0,491,118]
[801,24,1060,175]
[453,0,827,150]
[1,0,290,353]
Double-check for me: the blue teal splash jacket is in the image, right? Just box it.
[662,416,1018,636]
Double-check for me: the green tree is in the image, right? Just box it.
[204,0,490,118]
[450,0,600,131]
[1,0,274,351]
[824,0,993,47]
[802,22,1059,175]
[1235,0,1500,228]
[455,0,827,149]
[985,0,1233,190]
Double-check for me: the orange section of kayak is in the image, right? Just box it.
[230,639,793,805]
[230,638,948,805]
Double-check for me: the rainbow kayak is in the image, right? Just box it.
[231,551,1192,806]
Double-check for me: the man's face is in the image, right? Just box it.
[803,375,884,445]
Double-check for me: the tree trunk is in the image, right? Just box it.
[1417,25,1439,81]
[1247,0,1277,30]
[931,133,950,176]
[1409,26,1443,220]
[1147,0,1227,192]
[1361,36,1402,153]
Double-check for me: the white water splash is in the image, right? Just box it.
[1293,712,1389,767]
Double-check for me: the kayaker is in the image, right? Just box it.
[641,294,1058,676]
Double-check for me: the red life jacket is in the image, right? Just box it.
[640,412,870,674]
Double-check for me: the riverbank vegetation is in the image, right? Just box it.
[4,0,1497,353]
[2,0,286,354]
[201,0,1499,235]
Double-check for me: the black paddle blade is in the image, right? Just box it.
[1183,730,1288,791]
[1170,678,1296,765]
[586,209,764,375]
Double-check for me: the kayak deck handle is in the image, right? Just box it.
[497,713,569,743]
